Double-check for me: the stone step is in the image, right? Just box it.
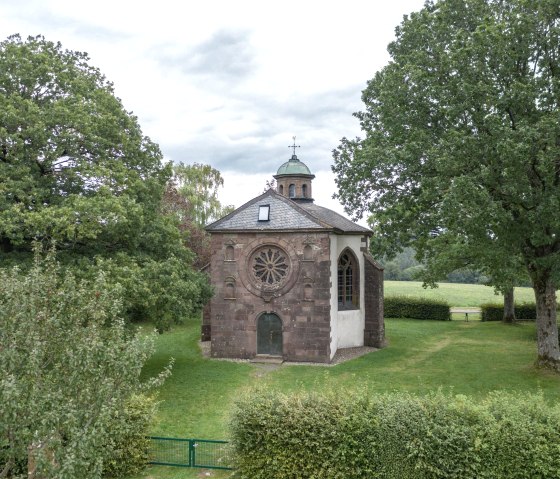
[250,355,284,364]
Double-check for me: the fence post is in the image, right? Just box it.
[189,440,195,467]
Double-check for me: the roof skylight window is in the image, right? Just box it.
[258,205,270,221]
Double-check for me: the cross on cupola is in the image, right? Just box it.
[288,136,300,159]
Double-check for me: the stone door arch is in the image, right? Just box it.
[257,313,283,356]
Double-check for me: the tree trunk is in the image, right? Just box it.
[0,235,13,253]
[532,271,560,371]
[502,287,516,323]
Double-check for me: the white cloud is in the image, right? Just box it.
[1,0,425,223]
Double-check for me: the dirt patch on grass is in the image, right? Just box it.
[252,363,281,377]
[388,337,453,371]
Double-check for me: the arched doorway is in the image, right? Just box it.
[257,313,283,356]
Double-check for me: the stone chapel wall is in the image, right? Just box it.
[363,253,386,348]
[208,231,332,362]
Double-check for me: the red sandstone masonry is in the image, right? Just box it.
[207,232,332,362]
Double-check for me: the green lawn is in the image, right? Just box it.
[384,280,536,307]
[133,281,560,479]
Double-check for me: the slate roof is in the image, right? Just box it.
[206,189,371,235]
[298,203,371,234]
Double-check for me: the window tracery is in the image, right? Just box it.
[338,250,359,310]
[252,247,289,286]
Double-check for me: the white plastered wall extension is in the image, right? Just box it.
[329,234,366,359]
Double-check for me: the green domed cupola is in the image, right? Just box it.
[274,138,315,203]
[276,154,313,176]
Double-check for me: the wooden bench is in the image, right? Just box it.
[450,308,481,321]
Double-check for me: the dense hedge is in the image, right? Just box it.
[384,296,450,320]
[102,394,156,478]
[230,390,560,479]
[481,303,539,321]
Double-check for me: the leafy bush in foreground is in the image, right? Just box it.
[231,389,560,479]
[384,296,450,320]
[0,249,169,478]
[102,394,157,478]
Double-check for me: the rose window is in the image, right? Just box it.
[252,247,289,286]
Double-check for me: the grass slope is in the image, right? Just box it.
[134,282,559,479]
[385,281,537,306]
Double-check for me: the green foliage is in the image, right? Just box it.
[87,253,212,332]
[480,304,506,322]
[0,35,211,329]
[0,248,169,478]
[384,295,450,320]
[380,247,492,284]
[172,162,234,227]
[102,394,157,478]
[332,0,560,365]
[0,34,168,253]
[230,389,560,479]
[163,163,234,270]
[481,303,540,321]
[446,268,491,285]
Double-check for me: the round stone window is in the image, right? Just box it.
[250,246,291,290]
[238,239,299,300]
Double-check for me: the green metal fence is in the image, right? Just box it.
[148,436,233,470]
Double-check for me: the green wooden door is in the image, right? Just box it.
[257,313,283,356]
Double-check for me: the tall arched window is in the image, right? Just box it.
[279,184,284,195]
[289,184,295,198]
[338,249,359,310]
[302,184,307,197]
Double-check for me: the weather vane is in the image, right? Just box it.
[289,136,300,156]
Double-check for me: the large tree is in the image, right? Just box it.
[162,163,234,269]
[333,0,560,369]
[0,35,211,329]
[172,162,234,227]
[0,34,166,254]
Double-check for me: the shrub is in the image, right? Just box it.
[0,248,170,479]
[384,296,450,320]
[102,394,157,478]
[480,303,505,321]
[230,389,560,479]
[481,303,541,321]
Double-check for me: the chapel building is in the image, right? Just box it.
[202,152,385,363]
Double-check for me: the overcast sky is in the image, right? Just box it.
[1,0,426,219]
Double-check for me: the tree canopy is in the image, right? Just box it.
[0,34,166,254]
[0,35,211,329]
[172,162,234,227]
[333,0,560,369]
[162,163,234,269]
[0,249,169,478]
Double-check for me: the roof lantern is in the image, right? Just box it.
[274,137,315,202]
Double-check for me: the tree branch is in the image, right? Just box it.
[0,459,13,478]
[506,107,516,131]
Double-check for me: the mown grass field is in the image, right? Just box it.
[133,281,559,479]
[385,280,536,307]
